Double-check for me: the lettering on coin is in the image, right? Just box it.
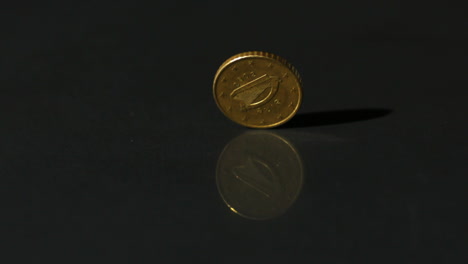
[235,71,256,83]
[230,74,279,110]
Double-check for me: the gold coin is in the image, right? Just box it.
[216,131,304,220]
[213,51,302,128]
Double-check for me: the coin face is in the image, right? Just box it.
[216,131,304,220]
[213,51,302,128]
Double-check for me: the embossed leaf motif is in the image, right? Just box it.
[230,74,279,109]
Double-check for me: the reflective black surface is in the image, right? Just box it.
[217,131,304,220]
[1,2,466,263]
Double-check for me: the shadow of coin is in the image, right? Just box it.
[216,131,304,220]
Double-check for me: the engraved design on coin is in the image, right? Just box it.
[213,51,302,128]
[230,74,279,110]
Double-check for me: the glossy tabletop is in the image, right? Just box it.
[1,2,466,263]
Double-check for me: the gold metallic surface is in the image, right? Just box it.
[216,131,303,220]
[213,51,302,128]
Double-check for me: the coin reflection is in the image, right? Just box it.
[216,131,303,220]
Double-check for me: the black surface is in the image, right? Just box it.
[1,1,467,263]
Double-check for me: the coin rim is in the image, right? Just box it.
[213,51,303,128]
[215,131,304,220]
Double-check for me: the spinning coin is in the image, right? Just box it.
[213,51,302,128]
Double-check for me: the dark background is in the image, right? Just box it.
[1,1,467,263]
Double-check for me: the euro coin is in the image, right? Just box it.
[213,51,302,128]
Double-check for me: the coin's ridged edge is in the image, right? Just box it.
[215,51,302,87]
